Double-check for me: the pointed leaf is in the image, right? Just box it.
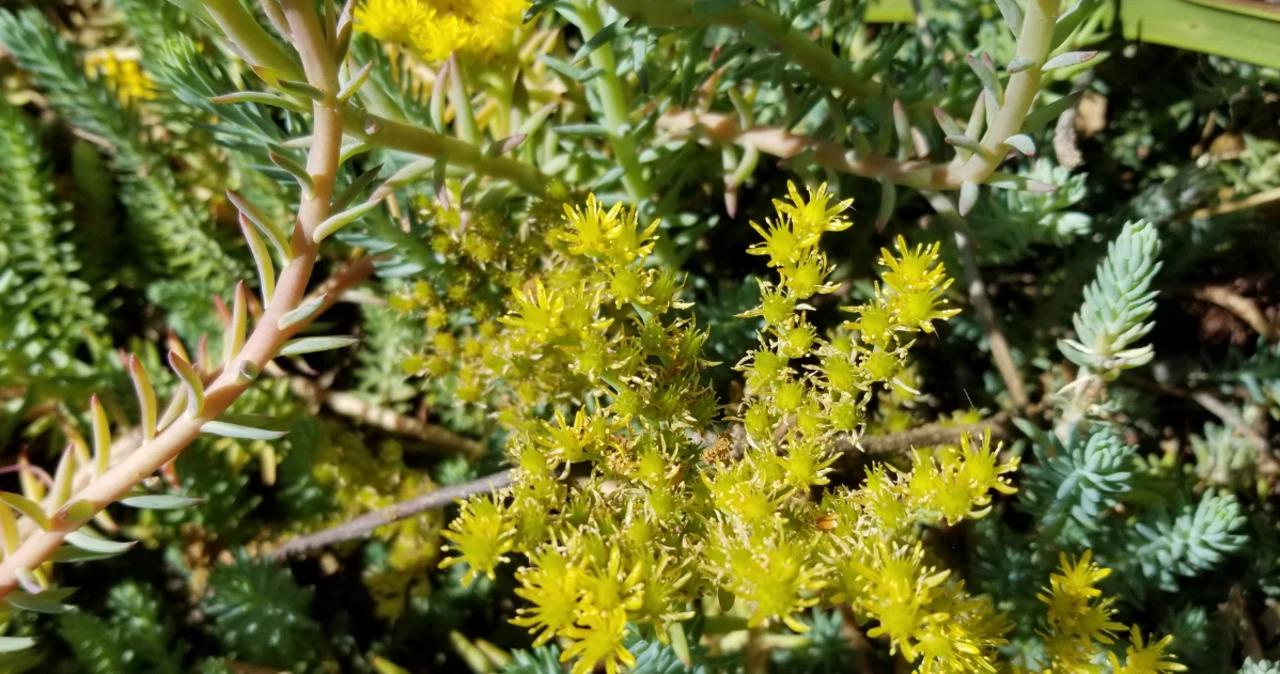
[573,20,621,64]
[168,351,205,417]
[967,53,1003,104]
[90,394,111,475]
[278,294,328,330]
[50,546,128,562]
[516,102,559,137]
[958,181,980,216]
[228,191,292,261]
[447,53,479,144]
[313,199,383,242]
[933,106,960,137]
[58,500,95,523]
[50,446,75,508]
[276,78,324,101]
[202,420,289,441]
[6,591,73,614]
[0,501,18,556]
[430,59,449,133]
[223,282,248,366]
[120,494,204,510]
[995,0,1023,33]
[1042,50,1097,71]
[241,216,276,304]
[1005,133,1036,155]
[209,91,308,113]
[1006,56,1035,73]
[338,62,373,103]
[985,171,1058,191]
[332,163,383,213]
[945,135,990,157]
[269,151,315,197]
[876,178,896,233]
[0,637,37,653]
[64,530,136,555]
[1053,0,1100,48]
[1022,91,1082,134]
[484,134,527,157]
[278,336,360,357]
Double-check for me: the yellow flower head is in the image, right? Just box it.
[84,49,156,107]
[560,608,635,674]
[355,0,529,62]
[1108,628,1186,674]
[439,494,515,585]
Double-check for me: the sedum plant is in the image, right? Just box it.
[1,0,1279,672]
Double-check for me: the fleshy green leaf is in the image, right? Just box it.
[278,335,360,357]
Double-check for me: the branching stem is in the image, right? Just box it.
[568,0,649,202]
[0,0,343,598]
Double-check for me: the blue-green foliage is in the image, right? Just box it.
[502,645,564,674]
[768,609,857,674]
[204,553,321,670]
[1058,220,1162,378]
[967,159,1093,265]
[1022,429,1135,538]
[1160,605,1231,672]
[1242,660,1280,674]
[1128,492,1247,592]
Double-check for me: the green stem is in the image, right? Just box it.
[952,0,1057,185]
[345,109,551,196]
[570,0,650,202]
[602,0,888,100]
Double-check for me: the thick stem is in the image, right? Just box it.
[0,0,343,598]
[570,0,650,202]
[951,0,1057,185]
[345,110,550,196]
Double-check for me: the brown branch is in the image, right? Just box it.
[924,191,1031,409]
[1194,284,1279,341]
[1188,185,1280,220]
[287,377,483,457]
[269,469,514,558]
[840,413,1014,456]
[272,414,1014,559]
[658,109,954,190]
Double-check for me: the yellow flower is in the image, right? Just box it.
[560,607,635,674]
[355,0,432,48]
[1108,628,1186,674]
[356,0,528,62]
[84,49,155,107]
[513,545,580,646]
[439,494,514,585]
[771,181,852,242]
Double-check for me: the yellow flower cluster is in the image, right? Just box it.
[355,0,528,62]
[83,48,155,107]
[294,427,442,620]
[393,183,553,405]
[1031,551,1185,674]
[432,183,1024,674]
